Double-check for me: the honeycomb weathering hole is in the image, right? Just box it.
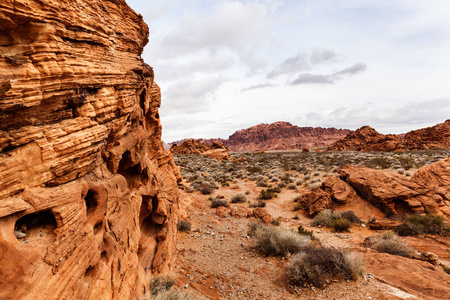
[84,190,99,214]
[14,210,57,243]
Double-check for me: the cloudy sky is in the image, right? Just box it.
[127,0,450,142]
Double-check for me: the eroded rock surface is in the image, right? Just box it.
[298,160,450,218]
[170,140,231,160]
[0,1,180,299]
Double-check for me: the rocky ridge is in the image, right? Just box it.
[0,1,180,299]
[328,120,450,151]
[172,121,352,152]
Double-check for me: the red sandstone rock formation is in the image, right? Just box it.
[170,140,231,160]
[224,121,352,152]
[173,122,352,152]
[299,159,450,218]
[328,120,450,151]
[0,1,180,299]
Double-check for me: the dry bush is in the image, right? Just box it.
[148,275,205,300]
[248,223,311,256]
[363,231,412,257]
[258,189,275,200]
[286,247,365,287]
[396,214,450,236]
[331,218,351,232]
[312,209,342,227]
[177,220,192,232]
[211,199,229,208]
[231,193,247,203]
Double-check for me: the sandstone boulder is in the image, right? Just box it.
[252,208,273,224]
[297,188,333,217]
[170,139,231,160]
[322,176,358,205]
[0,1,180,299]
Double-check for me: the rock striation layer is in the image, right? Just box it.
[328,120,450,152]
[0,1,181,299]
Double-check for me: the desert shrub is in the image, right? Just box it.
[396,214,450,236]
[363,231,412,257]
[312,209,342,227]
[272,217,282,226]
[365,157,391,169]
[287,183,298,190]
[298,225,314,238]
[278,182,287,189]
[304,175,311,181]
[341,211,362,224]
[150,275,175,296]
[268,186,282,193]
[177,220,192,232]
[292,203,303,211]
[293,195,300,202]
[296,180,303,186]
[248,223,311,256]
[194,183,212,195]
[247,166,263,174]
[259,189,275,200]
[148,275,205,300]
[286,247,365,287]
[211,199,229,208]
[331,218,351,232]
[256,180,268,187]
[397,156,415,170]
[249,201,266,208]
[231,193,247,203]
[245,190,251,195]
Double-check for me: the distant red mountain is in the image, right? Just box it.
[171,121,352,152]
[328,119,450,151]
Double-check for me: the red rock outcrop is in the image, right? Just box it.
[338,165,450,217]
[328,120,450,151]
[299,160,450,218]
[172,122,351,152]
[170,140,231,160]
[0,1,180,299]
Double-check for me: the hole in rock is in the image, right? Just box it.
[139,89,146,113]
[94,221,103,234]
[15,210,57,243]
[84,265,97,278]
[394,200,415,216]
[84,190,99,214]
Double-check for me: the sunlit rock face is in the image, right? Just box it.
[0,0,181,299]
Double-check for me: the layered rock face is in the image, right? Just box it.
[170,140,231,160]
[0,1,181,299]
[225,122,351,152]
[299,160,450,217]
[328,120,450,151]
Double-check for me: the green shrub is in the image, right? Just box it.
[248,223,311,256]
[231,193,247,203]
[177,220,192,232]
[292,203,303,211]
[259,189,275,200]
[331,218,351,232]
[286,247,365,287]
[396,214,450,236]
[211,199,229,208]
[197,183,212,195]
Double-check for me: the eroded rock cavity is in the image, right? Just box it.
[0,1,181,299]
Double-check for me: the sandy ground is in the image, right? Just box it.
[168,178,450,300]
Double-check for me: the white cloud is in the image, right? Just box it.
[267,53,310,78]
